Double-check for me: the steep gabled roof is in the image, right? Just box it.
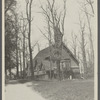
[62,43,79,65]
[34,46,51,62]
[34,43,79,65]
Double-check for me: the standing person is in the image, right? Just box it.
[60,62,64,80]
[36,63,40,80]
[54,67,57,79]
[69,69,74,80]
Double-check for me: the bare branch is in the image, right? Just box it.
[31,40,39,51]
[86,0,94,14]
[5,0,15,13]
[26,0,29,20]
[19,16,29,39]
[40,5,53,24]
[47,0,55,27]
[37,27,50,41]
[52,0,55,10]
[62,0,67,35]
[80,8,94,17]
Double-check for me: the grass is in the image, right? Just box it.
[31,79,94,100]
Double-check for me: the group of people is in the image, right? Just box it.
[34,59,74,80]
[46,67,74,80]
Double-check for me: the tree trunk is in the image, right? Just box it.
[28,20,34,79]
[23,35,25,78]
[9,67,11,79]
[81,32,87,78]
[79,15,87,78]
[26,0,34,79]
[88,29,94,69]
[82,49,87,76]
[49,45,52,79]
[85,8,94,69]
[19,49,22,78]
[56,60,61,80]
[74,48,76,58]
[54,27,63,80]
[16,35,19,78]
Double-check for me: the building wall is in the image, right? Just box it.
[62,48,78,68]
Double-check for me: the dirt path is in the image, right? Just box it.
[5,82,46,100]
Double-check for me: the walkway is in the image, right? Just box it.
[5,82,46,100]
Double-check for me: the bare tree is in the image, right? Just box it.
[14,14,19,78]
[5,0,17,79]
[80,0,94,73]
[38,22,53,79]
[25,0,34,78]
[19,41,23,78]
[40,0,67,80]
[70,32,77,58]
[62,0,67,35]
[48,20,53,79]
[19,14,28,78]
[78,15,87,77]
[78,0,94,77]
[85,0,94,14]
[84,5,94,69]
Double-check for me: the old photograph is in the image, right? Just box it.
[4,0,97,100]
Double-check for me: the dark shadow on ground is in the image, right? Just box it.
[5,78,53,86]
[5,79,33,85]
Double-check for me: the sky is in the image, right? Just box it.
[16,0,97,58]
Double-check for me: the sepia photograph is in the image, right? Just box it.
[3,0,97,100]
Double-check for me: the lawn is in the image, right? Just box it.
[31,79,94,100]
